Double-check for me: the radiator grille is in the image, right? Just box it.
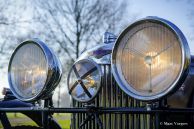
[70,64,156,129]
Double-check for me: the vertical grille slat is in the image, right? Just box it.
[71,64,155,129]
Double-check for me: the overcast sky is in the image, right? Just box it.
[128,0,194,53]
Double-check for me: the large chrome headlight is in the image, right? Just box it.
[67,59,102,103]
[8,39,62,101]
[112,17,190,101]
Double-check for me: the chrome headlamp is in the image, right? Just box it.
[67,59,102,103]
[112,17,190,101]
[8,39,62,101]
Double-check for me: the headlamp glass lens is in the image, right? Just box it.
[115,22,182,97]
[10,43,47,99]
[68,60,101,102]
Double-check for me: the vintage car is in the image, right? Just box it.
[0,16,194,129]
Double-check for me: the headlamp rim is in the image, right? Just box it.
[67,58,102,103]
[8,39,53,102]
[111,16,190,101]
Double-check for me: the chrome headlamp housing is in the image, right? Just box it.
[112,17,190,101]
[67,59,102,103]
[8,39,62,102]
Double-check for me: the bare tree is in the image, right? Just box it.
[0,0,129,70]
[0,0,130,106]
[32,0,129,107]
[0,1,37,63]
[34,0,127,62]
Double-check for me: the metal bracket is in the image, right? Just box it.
[78,112,103,129]
[79,105,103,129]
[0,112,11,129]
[103,32,117,44]
[42,97,54,129]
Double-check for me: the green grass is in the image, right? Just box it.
[0,113,71,129]
[57,119,71,129]
[7,113,27,118]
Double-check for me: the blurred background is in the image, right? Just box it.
[0,0,194,108]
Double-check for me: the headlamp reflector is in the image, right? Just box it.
[112,17,190,100]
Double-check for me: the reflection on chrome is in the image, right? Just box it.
[111,17,190,101]
[8,39,62,101]
[68,59,102,102]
